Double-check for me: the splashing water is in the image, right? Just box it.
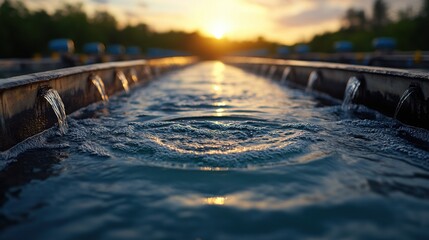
[129,68,138,83]
[306,71,319,91]
[91,75,109,102]
[144,65,152,79]
[153,66,161,77]
[280,67,291,83]
[43,89,68,134]
[342,76,361,110]
[268,66,277,79]
[116,71,130,93]
[394,86,419,119]
[2,62,429,240]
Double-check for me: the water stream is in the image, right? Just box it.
[116,71,130,93]
[394,86,419,119]
[91,75,109,102]
[342,76,361,110]
[129,69,138,83]
[280,67,291,83]
[268,66,277,79]
[42,88,68,134]
[306,71,319,91]
[1,61,428,240]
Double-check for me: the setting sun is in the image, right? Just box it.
[207,22,228,39]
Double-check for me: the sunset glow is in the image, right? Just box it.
[22,0,423,45]
[209,23,227,39]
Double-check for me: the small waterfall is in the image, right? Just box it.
[129,68,138,83]
[268,66,277,79]
[116,71,130,93]
[306,71,320,91]
[342,76,361,110]
[42,89,68,134]
[280,67,291,83]
[394,86,419,119]
[143,65,152,79]
[91,75,109,102]
[153,66,161,77]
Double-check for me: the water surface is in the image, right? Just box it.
[1,61,429,239]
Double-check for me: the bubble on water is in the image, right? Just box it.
[78,141,111,158]
[0,128,69,163]
[117,119,320,169]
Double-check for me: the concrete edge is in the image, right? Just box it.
[223,56,429,130]
[0,57,198,151]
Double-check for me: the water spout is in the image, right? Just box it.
[394,85,423,119]
[342,76,362,110]
[143,65,152,79]
[268,66,277,79]
[42,88,68,134]
[116,71,130,93]
[129,68,138,83]
[90,75,109,102]
[153,66,161,77]
[280,67,291,83]
[306,71,320,91]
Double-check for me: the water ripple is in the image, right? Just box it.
[1,61,429,239]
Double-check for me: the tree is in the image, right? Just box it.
[120,23,150,48]
[89,11,118,43]
[342,8,367,30]
[52,3,90,47]
[0,0,33,57]
[398,7,414,21]
[421,0,429,18]
[372,0,390,27]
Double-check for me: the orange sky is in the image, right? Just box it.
[22,0,422,44]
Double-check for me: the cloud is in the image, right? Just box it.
[91,0,109,4]
[125,10,139,18]
[248,0,422,32]
[276,4,344,28]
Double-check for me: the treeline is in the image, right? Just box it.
[1,0,428,58]
[308,0,429,52]
[0,0,276,59]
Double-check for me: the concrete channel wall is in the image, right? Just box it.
[224,57,429,130]
[0,57,198,151]
[1,56,428,151]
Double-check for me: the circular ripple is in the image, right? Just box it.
[97,115,325,169]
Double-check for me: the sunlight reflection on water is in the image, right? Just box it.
[0,61,428,240]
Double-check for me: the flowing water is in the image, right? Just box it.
[267,66,277,79]
[394,86,419,119]
[342,76,361,110]
[306,71,319,91]
[1,61,429,239]
[91,75,109,102]
[280,67,291,83]
[42,88,68,135]
[116,71,130,93]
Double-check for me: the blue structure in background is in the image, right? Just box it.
[83,42,105,54]
[277,46,290,57]
[126,46,141,55]
[146,48,189,58]
[373,38,397,51]
[106,44,125,55]
[231,49,269,57]
[48,39,75,53]
[294,44,310,54]
[334,41,353,53]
